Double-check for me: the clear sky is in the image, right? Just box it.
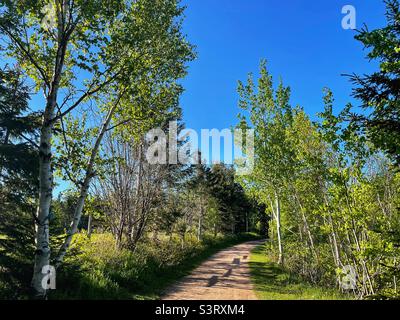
[10,0,387,194]
[179,0,387,133]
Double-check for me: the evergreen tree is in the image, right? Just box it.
[0,66,39,299]
[0,66,39,197]
[344,0,400,166]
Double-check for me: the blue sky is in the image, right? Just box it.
[4,0,386,194]
[179,0,387,133]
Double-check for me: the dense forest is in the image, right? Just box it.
[0,0,399,300]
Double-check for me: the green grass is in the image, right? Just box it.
[51,232,262,300]
[249,244,349,300]
[136,233,263,300]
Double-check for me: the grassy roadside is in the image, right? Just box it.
[51,232,262,300]
[143,233,263,300]
[249,243,349,300]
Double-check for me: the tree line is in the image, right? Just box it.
[236,0,399,299]
[0,0,399,300]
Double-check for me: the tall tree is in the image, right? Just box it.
[344,0,400,166]
[0,66,39,194]
[0,0,194,297]
[237,60,295,265]
[0,66,39,298]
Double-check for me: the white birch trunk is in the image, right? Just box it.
[31,123,53,297]
[31,5,70,296]
[87,214,93,238]
[275,191,284,265]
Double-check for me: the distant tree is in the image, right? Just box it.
[187,157,211,241]
[208,164,253,234]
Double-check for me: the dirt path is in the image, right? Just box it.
[162,240,264,300]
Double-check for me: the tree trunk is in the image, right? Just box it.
[130,144,143,245]
[31,123,53,298]
[55,176,90,266]
[328,210,341,268]
[55,100,120,267]
[274,191,284,265]
[197,205,203,241]
[31,12,70,297]
[296,194,317,261]
[87,214,93,238]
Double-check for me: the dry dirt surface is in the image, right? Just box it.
[162,240,265,300]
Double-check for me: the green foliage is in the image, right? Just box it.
[1,0,398,301]
[250,244,349,300]
[1,0,196,294]
[0,66,39,197]
[237,56,400,299]
[0,65,38,299]
[236,59,297,214]
[208,164,255,233]
[185,161,259,236]
[51,232,261,300]
[343,0,400,166]
[0,207,35,299]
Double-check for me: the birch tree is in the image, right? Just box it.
[0,0,194,297]
[237,60,295,265]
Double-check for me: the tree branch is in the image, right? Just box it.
[0,25,51,88]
